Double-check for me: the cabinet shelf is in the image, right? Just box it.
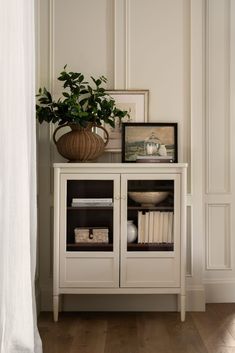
[67,243,113,251]
[127,243,174,251]
[128,206,173,211]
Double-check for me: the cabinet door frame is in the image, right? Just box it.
[120,173,181,288]
[58,172,120,288]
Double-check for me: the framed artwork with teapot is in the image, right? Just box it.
[122,122,178,163]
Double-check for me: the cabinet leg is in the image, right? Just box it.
[180,295,186,322]
[53,295,59,322]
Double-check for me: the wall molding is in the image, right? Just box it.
[49,0,55,93]
[206,203,231,270]
[114,0,126,89]
[205,0,231,195]
[186,205,193,277]
[125,0,130,88]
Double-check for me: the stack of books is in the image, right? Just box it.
[71,198,113,207]
[137,211,174,243]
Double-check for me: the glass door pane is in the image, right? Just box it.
[66,180,114,251]
[127,179,174,251]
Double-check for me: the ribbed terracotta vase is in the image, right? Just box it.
[53,123,109,162]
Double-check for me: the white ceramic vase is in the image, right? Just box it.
[127,220,138,243]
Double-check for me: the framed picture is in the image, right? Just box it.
[104,90,149,152]
[122,122,178,163]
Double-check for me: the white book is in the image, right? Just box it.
[141,213,146,243]
[167,212,174,243]
[153,212,160,243]
[144,212,149,243]
[162,212,169,243]
[72,198,113,203]
[138,211,142,243]
[71,202,113,207]
[148,211,154,243]
[158,212,163,243]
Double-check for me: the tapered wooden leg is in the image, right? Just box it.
[53,295,59,322]
[181,295,186,322]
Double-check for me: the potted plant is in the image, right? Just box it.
[36,66,129,161]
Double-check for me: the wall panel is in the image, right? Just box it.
[206,203,231,270]
[203,0,235,302]
[52,0,114,91]
[206,0,230,194]
[127,0,187,123]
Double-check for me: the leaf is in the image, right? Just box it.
[78,74,84,83]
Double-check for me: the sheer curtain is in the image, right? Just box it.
[0,0,42,352]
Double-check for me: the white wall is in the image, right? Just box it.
[37,0,235,311]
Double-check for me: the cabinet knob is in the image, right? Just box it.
[114,196,120,200]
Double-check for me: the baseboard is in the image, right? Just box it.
[40,286,205,312]
[186,285,205,311]
[204,280,235,303]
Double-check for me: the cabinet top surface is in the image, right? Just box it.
[53,162,187,169]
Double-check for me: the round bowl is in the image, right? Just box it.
[128,191,169,207]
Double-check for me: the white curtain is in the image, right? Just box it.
[0,0,42,352]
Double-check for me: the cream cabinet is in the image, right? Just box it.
[53,163,187,321]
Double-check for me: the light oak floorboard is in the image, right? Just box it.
[191,304,235,353]
[38,304,235,353]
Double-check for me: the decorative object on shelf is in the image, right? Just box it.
[128,191,169,207]
[74,227,109,243]
[127,220,138,243]
[53,122,109,161]
[103,90,149,152]
[122,122,178,163]
[36,66,129,161]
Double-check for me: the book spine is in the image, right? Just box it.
[71,203,113,207]
[72,198,113,203]
[138,211,142,243]
[144,212,149,243]
[162,212,168,243]
[158,212,163,243]
[149,211,154,243]
[153,212,158,243]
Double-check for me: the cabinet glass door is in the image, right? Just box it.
[122,176,179,253]
[121,173,180,288]
[64,177,117,252]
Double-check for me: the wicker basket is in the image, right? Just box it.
[53,123,109,162]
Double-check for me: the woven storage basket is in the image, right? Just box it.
[74,227,109,243]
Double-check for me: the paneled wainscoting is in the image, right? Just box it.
[38,303,235,353]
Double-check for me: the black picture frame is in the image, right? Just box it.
[122,122,178,163]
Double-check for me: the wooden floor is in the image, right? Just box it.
[38,304,235,353]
